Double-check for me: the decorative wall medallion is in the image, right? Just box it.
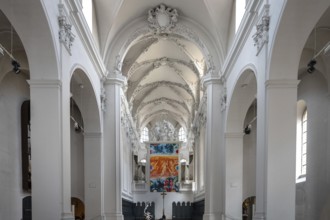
[147,4,179,34]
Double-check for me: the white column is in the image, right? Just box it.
[225,132,243,220]
[84,132,103,220]
[202,74,225,220]
[103,73,127,220]
[265,80,298,220]
[28,80,73,220]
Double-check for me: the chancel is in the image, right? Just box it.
[1,0,330,220]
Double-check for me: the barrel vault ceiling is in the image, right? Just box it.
[93,0,233,131]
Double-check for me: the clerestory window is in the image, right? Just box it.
[296,104,307,183]
[178,127,187,142]
[301,110,307,176]
[140,127,149,143]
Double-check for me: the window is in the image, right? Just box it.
[82,0,93,31]
[235,0,246,32]
[140,127,149,143]
[301,110,307,176]
[178,127,187,142]
[296,103,307,182]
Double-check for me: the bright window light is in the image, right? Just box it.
[235,0,246,32]
[140,127,149,143]
[82,0,93,31]
[178,127,187,142]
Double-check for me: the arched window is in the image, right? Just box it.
[178,127,187,142]
[296,104,307,182]
[140,127,149,143]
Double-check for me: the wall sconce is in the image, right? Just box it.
[307,41,330,74]
[11,59,21,74]
[0,43,21,74]
[244,124,252,135]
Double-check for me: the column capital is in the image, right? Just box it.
[201,73,224,88]
[104,73,127,87]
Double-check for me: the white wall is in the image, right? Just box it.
[70,103,85,202]
[0,72,30,220]
[296,71,330,220]
[243,103,256,200]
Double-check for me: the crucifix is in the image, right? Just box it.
[160,191,167,220]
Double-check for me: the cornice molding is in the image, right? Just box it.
[104,73,127,87]
[28,79,62,88]
[201,73,223,88]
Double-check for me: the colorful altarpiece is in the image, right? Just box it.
[148,142,180,192]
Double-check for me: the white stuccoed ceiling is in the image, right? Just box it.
[92,0,234,133]
[94,0,233,57]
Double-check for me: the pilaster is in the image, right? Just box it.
[265,79,299,220]
[201,73,225,220]
[225,132,244,220]
[28,79,74,220]
[102,73,127,220]
[84,132,103,220]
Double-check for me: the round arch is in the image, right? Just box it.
[268,0,330,80]
[226,67,257,133]
[1,1,60,80]
[70,66,101,133]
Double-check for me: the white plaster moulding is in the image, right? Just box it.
[28,79,62,88]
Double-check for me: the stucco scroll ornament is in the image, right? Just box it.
[220,90,227,112]
[58,4,75,53]
[197,95,207,128]
[147,4,179,34]
[220,75,227,112]
[252,4,270,55]
[114,55,123,74]
[100,76,107,112]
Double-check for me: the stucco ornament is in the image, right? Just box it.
[150,119,177,141]
[58,4,75,53]
[147,4,178,34]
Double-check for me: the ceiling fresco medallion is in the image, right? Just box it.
[147,4,178,34]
